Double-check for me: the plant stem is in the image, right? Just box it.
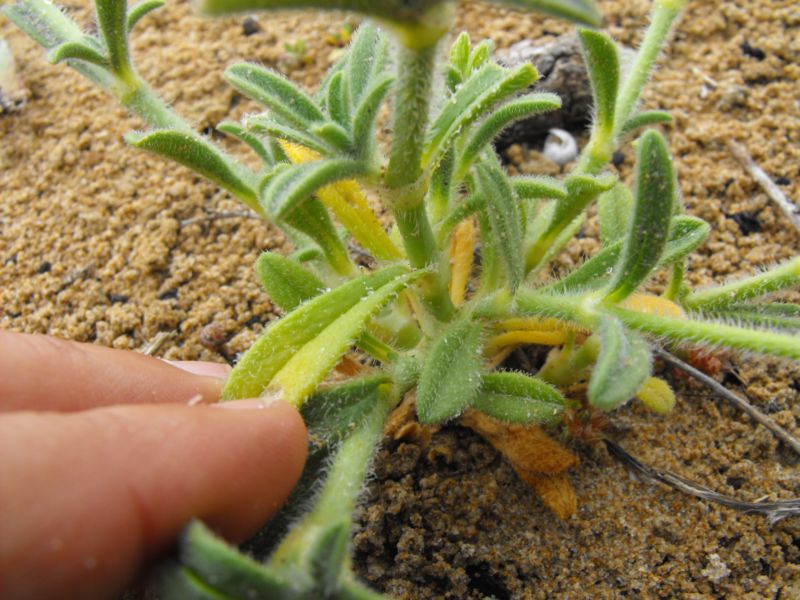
[611,307,800,360]
[269,386,395,573]
[682,257,800,310]
[612,1,683,136]
[385,42,438,189]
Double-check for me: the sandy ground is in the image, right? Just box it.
[1,0,800,597]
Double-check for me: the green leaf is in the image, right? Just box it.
[302,375,390,448]
[417,319,484,424]
[309,521,350,596]
[511,176,567,201]
[423,62,538,171]
[47,40,109,67]
[247,115,333,155]
[326,71,350,128]
[268,269,424,407]
[155,566,230,600]
[222,265,407,400]
[455,93,562,180]
[127,0,165,32]
[178,521,287,598]
[346,21,387,108]
[95,0,130,75]
[588,315,652,411]
[449,31,470,79]
[225,63,325,127]
[597,182,633,245]
[312,121,354,153]
[125,129,259,209]
[256,251,325,312]
[487,0,601,26]
[217,120,277,166]
[468,39,494,72]
[473,371,565,423]
[351,73,394,157]
[659,215,708,264]
[620,110,673,137]
[604,130,675,303]
[543,215,710,294]
[263,158,371,219]
[475,162,524,290]
[282,199,354,276]
[578,28,619,137]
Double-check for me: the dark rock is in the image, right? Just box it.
[242,17,261,36]
[158,288,179,300]
[611,150,625,167]
[740,40,766,61]
[775,176,790,186]
[107,293,128,304]
[726,210,762,235]
[36,261,51,274]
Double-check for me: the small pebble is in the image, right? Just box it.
[242,16,261,36]
[543,128,578,166]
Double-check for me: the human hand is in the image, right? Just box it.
[0,330,307,599]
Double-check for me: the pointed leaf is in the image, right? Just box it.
[578,28,619,137]
[597,182,633,245]
[217,120,276,166]
[312,121,354,153]
[127,0,165,31]
[247,114,333,155]
[468,39,494,72]
[47,40,108,66]
[222,265,407,400]
[475,162,524,290]
[179,521,287,597]
[155,566,230,600]
[487,0,601,26]
[449,31,470,79]
[326,70,350,128]
[659,215,708,263]
[256,251,325,312]
[511,176,567,200]
[95,0,130,75]
[604,130,674,303]
[620,110,673,137]
[544,215,710,294]
[125,130,259,209]
[474,371,565,424]
[225,63,324,127]
[263,158,371,219]
[351,73,394,155]
[423,63,538,171]
[302,375,390,447]
[346,21,385,108]
[588,315,652,411]
[417,319,484,424]
[282,199,354,276]
[268,269,424,406]
[455,93,562,180]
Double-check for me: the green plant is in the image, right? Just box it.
[5,0,800,597]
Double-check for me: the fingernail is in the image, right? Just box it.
[214,398,277,410]
[164,360,232,379]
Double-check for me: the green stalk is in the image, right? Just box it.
[385,41,438,189]
[663,261,686,301]
[612,0,685,136]
[611,307,800,361]
[514,291,593,328]
[682,257,800,310]
[269,386,395,573]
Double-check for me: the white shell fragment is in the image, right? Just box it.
[543,128,578,166]
[0,39,28,114]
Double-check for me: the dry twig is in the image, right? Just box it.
[605,438,800,524]
[655,348,800,457]
[728,140,800,232]
[138,331,174,356]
